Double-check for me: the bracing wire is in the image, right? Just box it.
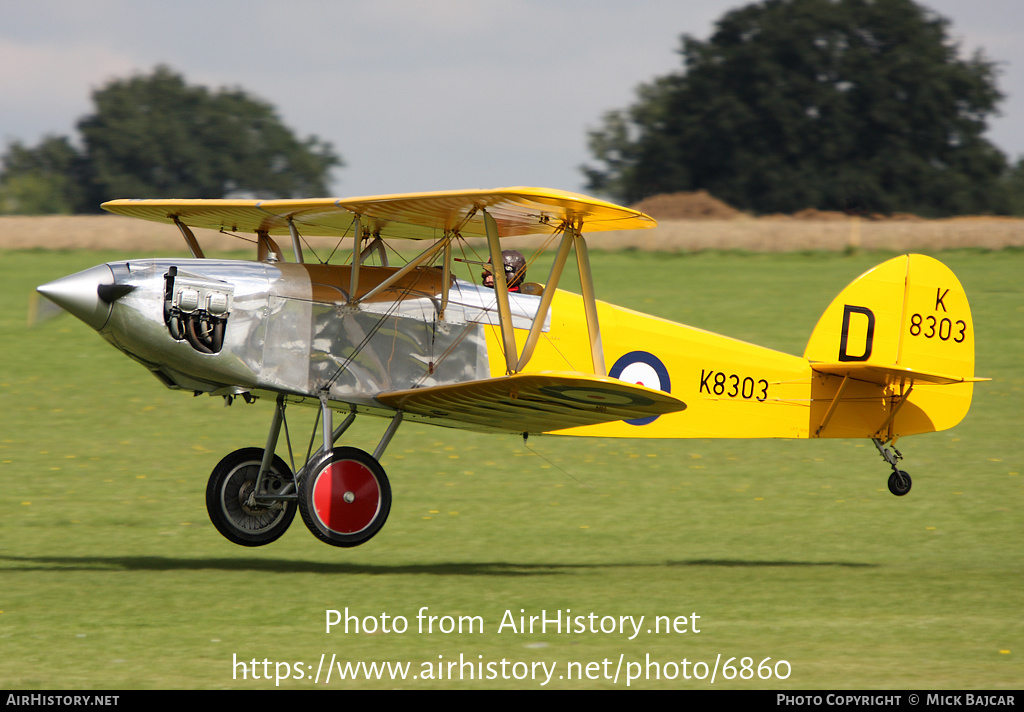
[521,434,593,489]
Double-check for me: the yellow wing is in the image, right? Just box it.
[101,187,656,240]
[375,372,686,434]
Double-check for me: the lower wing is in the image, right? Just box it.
[375,371,686,434]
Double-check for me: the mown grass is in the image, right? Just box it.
[0,248,1020,689]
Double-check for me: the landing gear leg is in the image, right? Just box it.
[872,438,912,496]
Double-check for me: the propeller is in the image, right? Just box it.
[26,290,65,327]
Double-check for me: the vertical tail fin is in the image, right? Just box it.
[804,254,981,437]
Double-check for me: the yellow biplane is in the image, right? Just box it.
[37,187,984,548]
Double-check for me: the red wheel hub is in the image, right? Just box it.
[311,460,381,534]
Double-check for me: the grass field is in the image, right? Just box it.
[1,247,1020,689]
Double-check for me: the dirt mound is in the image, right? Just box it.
[789,208,849,221]
[776,209,927,221]
[633,191,933,222]
[630,190,743,220]
[759,208,848,220]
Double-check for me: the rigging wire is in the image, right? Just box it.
[521,434,593,490]
[322,279,424,391]
[322,217,357,265]
[218,229,257,245]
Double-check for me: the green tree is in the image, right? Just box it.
[583,0,1012,216]
[1004,159,1024,216]
[0,136,88,214]
[1,66,342,213]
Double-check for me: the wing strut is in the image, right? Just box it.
[355,235,450,305]
[483,210,519,374]
[875,383,914,440]
[517,228,574,370]
[440,239,452,320]
[815,373,851,437]
[360,235,388,266]
[173,218,205,259]
[287,218,304,263]
[257,230,284,263]
[573,225,605,376]
[482,216,607,377]
[350,216,362,301]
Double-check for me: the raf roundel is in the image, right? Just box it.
[609,351,672,426]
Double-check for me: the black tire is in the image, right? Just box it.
[206,447,297,546]
[887,470,912,497]
[298,446,391,547]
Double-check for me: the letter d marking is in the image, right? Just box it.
[838,305,875,362]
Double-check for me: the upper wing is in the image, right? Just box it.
[101,187,656,240]
[375,371,686,434]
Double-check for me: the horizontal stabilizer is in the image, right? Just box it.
[811,363,989,386]
[376,371,686,434]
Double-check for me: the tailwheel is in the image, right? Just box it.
[206,447,297,546]
[298,446,391,547]
[887,470,912,497]
[872,438,913,497]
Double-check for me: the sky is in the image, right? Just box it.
[2,0,1022,198]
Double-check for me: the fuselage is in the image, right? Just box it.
[39,257,970,440]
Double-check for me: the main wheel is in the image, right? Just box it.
[298,446,391,547]
[887,470,912,497]
[206,447,297,546]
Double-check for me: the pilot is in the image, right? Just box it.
[482,250,527,292]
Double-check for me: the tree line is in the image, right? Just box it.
[582,0,1024,217]
[0,66,341,214]
[4,1,1024,217]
